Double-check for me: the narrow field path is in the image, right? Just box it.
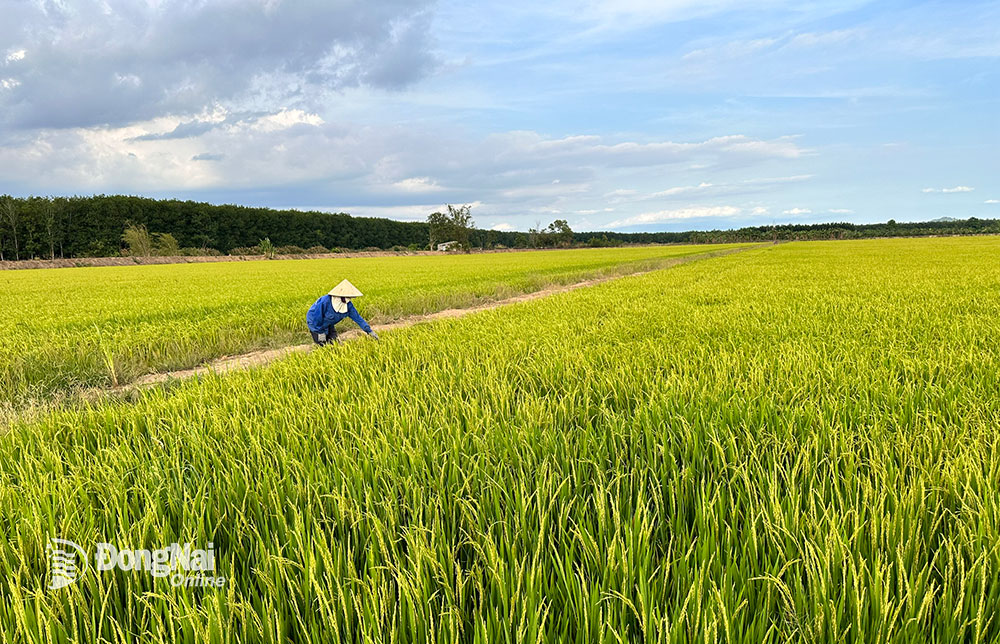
[117,245,764,391]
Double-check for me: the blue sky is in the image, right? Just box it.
[0,0,997,232]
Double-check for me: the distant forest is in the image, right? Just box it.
[0,194,997,260]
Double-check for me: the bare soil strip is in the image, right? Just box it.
[118,245,760,391]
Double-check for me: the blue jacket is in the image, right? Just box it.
[306,296,372,334]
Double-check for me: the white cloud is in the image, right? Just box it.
[743,174,814,184]
[314,204,443,221]
[651,182,713,197]
[0,107,809,233]
[0,1,439,130]
[751,207,769,215]
[783,207,812,215]
[986,199,999,204]
[493,132,803,167]
[828,208,854,213]
[608,175,814,208]
[248,109,324,133]
[575,0,831,29]
[923,186,974,193]
[607,205,741,227]
[683,38,777,63]
[115,73,142,88]
[786,29,860,49]
[683,28,860,68]
[0,78,19,90]
[392,177,444,193]
[490,222,515,231]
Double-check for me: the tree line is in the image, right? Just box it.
[0,194,997,260]
[569,218,1000,245]
[0,195,431,260]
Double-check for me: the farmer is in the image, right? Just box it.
[306,279,379,345]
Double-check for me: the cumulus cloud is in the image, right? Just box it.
[9,114,803,195]
[489,222,515,231]
[0,88,810,229]
[607,206,741,227]
[783,207,812,215]
[923,186,974,193]
[986,199,999,204]
[0,0,438,130]
[828,208,854,213]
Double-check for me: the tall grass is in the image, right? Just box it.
[0,244,747,408]
[1,236,999,642]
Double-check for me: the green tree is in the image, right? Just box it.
[122,223,154,257]
[427,204,476,250]
[2,196,20,260]
[547,219,573,246]
[44,199,63,259]
[527,220,542,248]
[427,211,450,250]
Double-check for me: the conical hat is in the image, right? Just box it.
[328,279,363,298]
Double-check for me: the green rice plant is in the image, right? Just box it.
[0,244,749,410]
[1,236,999,642]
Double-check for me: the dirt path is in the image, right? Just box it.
[118,245,761,391]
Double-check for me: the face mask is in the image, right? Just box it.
[332,297,350,314]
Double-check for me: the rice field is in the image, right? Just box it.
[2,236,999,642]
[0,244,746,409]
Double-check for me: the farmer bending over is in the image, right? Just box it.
[306,279,379,346]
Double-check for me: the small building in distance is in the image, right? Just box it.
[437,241,459,251]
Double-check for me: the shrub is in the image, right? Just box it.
[275,245,308,255]
[306,245,329,254]
[153,233,180,256]
[121,224,154,257]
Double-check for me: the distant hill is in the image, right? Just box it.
[928,217,959,222]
